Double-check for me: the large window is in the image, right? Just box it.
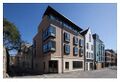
[73,61,83,69]
[73,37,78,45]
[79,39,84,47]
[65,62,69,69]
[87,43,89,49]
[64,44,70,54]
[73,47,78,56]
[43,25,56,40]
[48,26,56,36]
[43,40,56,53]
[64,32,70,42]
[48,41,56,51]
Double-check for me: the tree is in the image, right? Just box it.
[3,18,21,51]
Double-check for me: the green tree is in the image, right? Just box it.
[3,18,21,51]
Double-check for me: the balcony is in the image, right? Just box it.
[43,40,56,53]
[43,26,56,41]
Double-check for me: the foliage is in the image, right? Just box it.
[3,18,21,51]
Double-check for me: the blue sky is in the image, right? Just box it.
[3,3,117,53]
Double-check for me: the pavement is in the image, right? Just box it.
[13,66,117,78]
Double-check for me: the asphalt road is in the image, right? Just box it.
[13,66,117,78]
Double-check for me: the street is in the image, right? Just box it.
[13,66,117,78]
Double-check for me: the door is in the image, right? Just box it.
[49,60,58,73]
[90,63,93,70]
[85,63,88,70]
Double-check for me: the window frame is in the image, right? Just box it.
[64,32,70,42]
[64,44,70,55]
[73,47,78,56]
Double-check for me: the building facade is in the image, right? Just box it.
[3,46,9,77]
[33,6,84,74]
[81,28,94,71]
[105,49,117,67]
[15,43,33,73]
[93,34,105,69]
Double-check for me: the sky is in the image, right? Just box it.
[3,3,117,54]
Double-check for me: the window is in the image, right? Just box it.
[79,39,84,47]
[43,44,48,53]
[64,32,70,42]
[65,62,69,69]
[43,25,56,40]
[73,47,78,56]
[91,45,94,51]
[48,41,56,51]
[48,26,56,36]
[64,44,70,54]
[80,48,84,56]
[87,52,88,58]
[43,41,56,53]
[73,61,83,69]
[87,43,89,49]
[73,37,78,45]
[92,53,94,58]
[49,15,56,20]
[89,52,90,58]
[89,34,91,42]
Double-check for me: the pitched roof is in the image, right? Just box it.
[42,6,83,32]
[80,28,89,36]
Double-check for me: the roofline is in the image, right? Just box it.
[42,6,83,31]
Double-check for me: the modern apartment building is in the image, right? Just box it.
[93,34,105,69]
[105,49,117,67]
[81,28,94,71]
[33,6,84,74]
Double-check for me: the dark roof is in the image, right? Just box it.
[80,28,89,36]
[105,49,115,53]
[42,6,83,31]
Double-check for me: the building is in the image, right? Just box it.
[15,43,33,73]
[33,6,84,74]
[93,34,105,69]
[3,46,9,78]
[105,49,117,67]
[81,28,94,71]
[9,55,16,66]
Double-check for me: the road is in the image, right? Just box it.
[13,66,117,78]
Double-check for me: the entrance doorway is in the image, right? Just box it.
[49,60,58,73]
[90,63,93,70]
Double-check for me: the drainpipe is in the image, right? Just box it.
[84,37,86,71]
[61,23,64,73]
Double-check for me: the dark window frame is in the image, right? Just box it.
[64,32,70,42]
[64,44,70,55]
[65,62,69,69]
[73,61,83,69]
[73,47,78,56]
